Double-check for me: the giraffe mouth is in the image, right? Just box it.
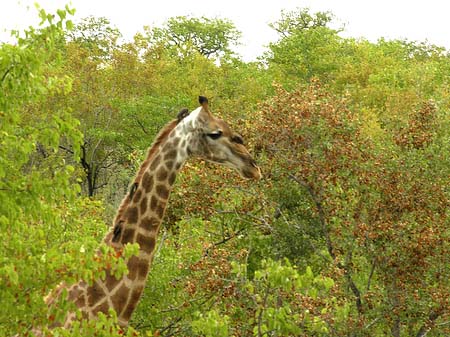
[241,164,262,180]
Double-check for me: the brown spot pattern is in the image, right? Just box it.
[127,256,149,280]
[87,281,105,306]
[136,234,156,254]
[150,195,158,211]
[156,167,168,181]
[125,207,139,224]
[165,160,174,170]
[91,301,109,316]
[142,172,154,193]
[127,256,139,280]
[150,155,161,171]
[111,284,130,313]
[142,172,150,187]
[164,149,177,161]
[104,269,121,290]
[121,228,135,244]
[140,197,148,215]
[156,184,169,199]
[161,142,171,153]
[75,293,86,308]
[172,137,180,147]
[132,189,142,203]
[168,172,176,185]
[68,285,81,301]
[156,204,166,219]
[121,286,144,320]
[140,216,159,232]
[68,285,85,308]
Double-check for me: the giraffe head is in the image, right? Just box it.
[179,96,261,180]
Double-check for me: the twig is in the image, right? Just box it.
[257,283,271,337]
[215,208,272,232]
[1,66,12,85]
[135,117,149,135]
[364,317,380,330]
[58,145,74,154]
[366,258,376,292]
[203,228,246,257]
[289,174,364,314]
[136,316,182,335]
[154,228,168,259]
[288,174,334,258]
[213,228,245,247]
[416,308,443,337]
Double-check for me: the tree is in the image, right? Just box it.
[1,7,142,336]
[269,7,336,37]
[49,17,127,197]
[66,16,121,60]
[146,16,241,59]
[248,80,450,336]
[0,5,82,334]
[266,8,343,85]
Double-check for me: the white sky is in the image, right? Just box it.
[1,0,449,61]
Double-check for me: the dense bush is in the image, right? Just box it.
[1,4,448,337]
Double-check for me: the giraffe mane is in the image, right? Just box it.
[135,119,179,183]
[110,119,180,237]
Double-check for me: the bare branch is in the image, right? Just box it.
[288,174,335,258]
[257,283,271,337]
[58,145,74,154]
[366,258,376,292]
[135,117,149,135]
[416,308,443,337]
[1,66,12,85]
[391,318,401,337]
[213,228,245,247]
[289,173,364,314]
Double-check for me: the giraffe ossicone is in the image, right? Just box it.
[39,96,261,333]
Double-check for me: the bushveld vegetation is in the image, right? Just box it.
[1,5,449,337]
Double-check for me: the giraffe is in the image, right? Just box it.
[41,96,261,332]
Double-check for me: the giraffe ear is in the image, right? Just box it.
[199,96,208,105]
[177,108,189,121]
[199,96,210,112]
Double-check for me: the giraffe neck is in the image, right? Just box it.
[78,126,191,326]
[57,115,197,329]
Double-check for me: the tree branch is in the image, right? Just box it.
[257,283,271,337]
[289,174,364,314]
[159,317,183,337]
[1,66,12,85]
[203,228,246,257]
[416,308,443,337]
[366,257,376,292]
[135,117,149,135]
[58,145,74,154]
[288,174,335,258]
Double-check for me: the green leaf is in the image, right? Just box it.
[57,9,66,20]
[66,20,74,31]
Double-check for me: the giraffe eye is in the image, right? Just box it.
[207,131,223,140]
[232,135,244,145]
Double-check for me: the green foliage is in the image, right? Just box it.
[188,258,340,337]
[2,3,450,337]
[67,16,121,60]
[192,310,230,337]
[251,80,450,336]
[52,309,138,337]
[266,8,342,86]
[146,16,241,59]
[270,7,336,36]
